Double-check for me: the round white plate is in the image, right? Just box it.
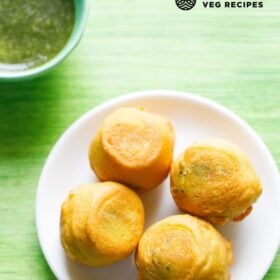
[36,90,280,280]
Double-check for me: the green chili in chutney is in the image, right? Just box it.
[0,0,75,71]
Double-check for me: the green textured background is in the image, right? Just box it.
[0,0,279,279]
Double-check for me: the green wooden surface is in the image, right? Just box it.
[0,0,279,279]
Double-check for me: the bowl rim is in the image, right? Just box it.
[0,0,88,81]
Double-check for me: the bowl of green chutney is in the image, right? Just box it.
[0,0,88,81]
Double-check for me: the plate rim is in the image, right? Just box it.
[35,89,280,280]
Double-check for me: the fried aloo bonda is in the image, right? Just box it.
[89,107,175,191]
[136,214,232,280]
[61,182,144,267]
[171,139,262,225]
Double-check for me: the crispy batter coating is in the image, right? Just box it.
[171,139,262,225]
[60,182,144,267]
[136,214,233,280]
[89,107,175,191]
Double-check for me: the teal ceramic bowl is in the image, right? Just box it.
[0,0,88,81]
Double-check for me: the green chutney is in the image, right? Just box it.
[0,0,75,71]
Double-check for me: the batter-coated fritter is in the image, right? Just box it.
[136,214,233,280]
[171,139,262,225]
[61,182,144,267]
[89,107,175,191]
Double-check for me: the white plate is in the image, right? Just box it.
[36,90,280,280]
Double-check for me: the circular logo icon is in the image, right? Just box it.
[176,0,196,10]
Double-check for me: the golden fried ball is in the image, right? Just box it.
[171,139,262,225]
[135,214,233,280]
[60,182,144,267]
[89,107,175,191]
